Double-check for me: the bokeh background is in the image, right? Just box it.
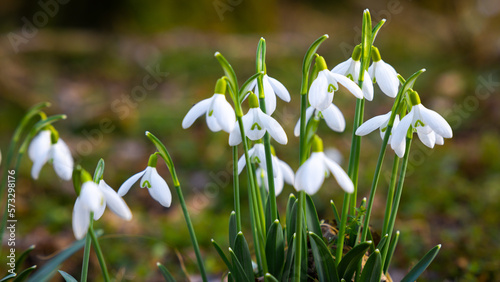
[1,0,500,281]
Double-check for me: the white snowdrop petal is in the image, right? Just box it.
[213,95,236,133]
[28,130,51,161]
[118,169,146,196]
[294,153,325,195]
[331,58,352,75]
[93,200,106,220]
[182,98,212,129]
[272,169,284,196]
[322,104,346,132]
[149,169,172,207]
[330,72,364,99]
[244,109,266,141]
[309,74,332,110]
[72,197,90,240]
[323,157,354,193]
[362,71,374,101]
[80,182,103,213]
[294,107,315,137]
[99,180,132,220]
[259,111,288,145]
[237,151,248,175]
[420,106,453,138]
[52,139,74,181]
[417,127,436,148]
[206,112,222,132]
[267,75,291,102]
[356,112,392,136]
[278,159,295,185]
[31,151,50,180]
[391,110,414,158]
[228,122,242,146]
[435,134,444,145]
[375,61,399,98]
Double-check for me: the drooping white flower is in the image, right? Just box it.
[331,45,374,101]
[238,143,294,196]
[368,46,399,98]
[72,179,133,240]
[294,104,345,137]
[294,136,353,195]
[356,111,401,142]
[229,93,287,146]
[118,154,172,208]
[390,91,453,158]
[28,129,73,181]
[242,74,291,115]
[182,78,236,133]
[309,56,363,111]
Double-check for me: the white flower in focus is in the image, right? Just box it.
[28,129,74,181]
[309,56,363,111]
[72,180,132,240]
[229,93,287,146]
[368,46,399,98]
[242,74,291,114]
[390,91,453,158]
[118,154,172,208]
[356,111,401,142]
[331,46,374,101]
[182,78,236,133]
[294,136,353,195]
[294,104,345,137]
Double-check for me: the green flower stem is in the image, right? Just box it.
[381,156,400,236]
[81,218,93,282]
[88,222,110,282]
[146,132,208,282]
[381,136,413,271]
[232,146,242,231]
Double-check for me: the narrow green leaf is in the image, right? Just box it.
[376,234,389,251]
[57,270,77,282]
[211,239,234,274]
[233,232,254,281]
[256,37,266,73]
[264,273,279,282]
[239,72,262,101]
[0,273,16,282]
[330,200,341,226]
[157,262,176,282]
[301,34,329,94]
[371,19,386,44]
[93,159,105,183]
[13,266,36,282]
[145,131,180,186]
[285,194,297,245]
[287,200,298,245]
[15,245,35,273]
[27,230,102,282]
[401,244,441,282]
[383,231,400,273]
[309,232,339,282]
[229,248,251,282]
[229,211,237,249]
[359,250,382,282]
[305,194,322,237]
[338,241,372,281]
[265,220,285,279]
[215,52,239,100]
[282,234,295,281]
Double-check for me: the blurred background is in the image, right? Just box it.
[1,0,499,280]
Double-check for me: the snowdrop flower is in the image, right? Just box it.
[182,78,236,133]
[242,74,291,115]
[390,91,453,158]
[28,128,73,181]
[118,154,172,208]
[368,46,399,98]
[309,55,363,111]
[229,93,287,146]
[293,104,345,137]
[331,45,374,101]
[356,111,401,142]
[72,178,132,240]
[238,143,294,196]
[294,136,353,195]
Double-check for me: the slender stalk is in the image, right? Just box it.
[80,218,93,281]
[232,146,241,231]
[382,137,412,270]
[89,223,110,282]
[248,184,264,275]
[381,156,400,236]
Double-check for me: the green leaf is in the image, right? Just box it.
[282,234,295,281]
[215,52,239,101]
[265,220,285,279]
[233,232,254,281]
[383,231,400,273]
[93,159,105,183]
[287,200,298,245]
[371,19,386,44]
[330,200,341,226]
[264,273,279,282]
[157,262,176,282]
[359,250,382,282]
[301,34,329,94]
[401,244,441,282]
[0,273,16,282]
[57,270,77,282]
[305,194,322,237]
[229,211,237,249]
[15,245,35,273]
[376,234,389,251]
[239,72,262,101]
[13,266,36,282]
[27,230,102,282]
[361,9,373,70]
[229,248,251,282]
[309,232,339,282]
[285,194,297,245]
[145,131,180,186]
[211,239,234,274]
[338,241,372,281]
[256,37,266,73]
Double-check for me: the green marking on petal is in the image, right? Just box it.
[415,120,425,127]
[208,110,214,117]
[328,84,336,93]
[251,122,262,130]
[142,180,152,188]
[254,156,261,164]
[346,74,354,81]
[381,126,387,132]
